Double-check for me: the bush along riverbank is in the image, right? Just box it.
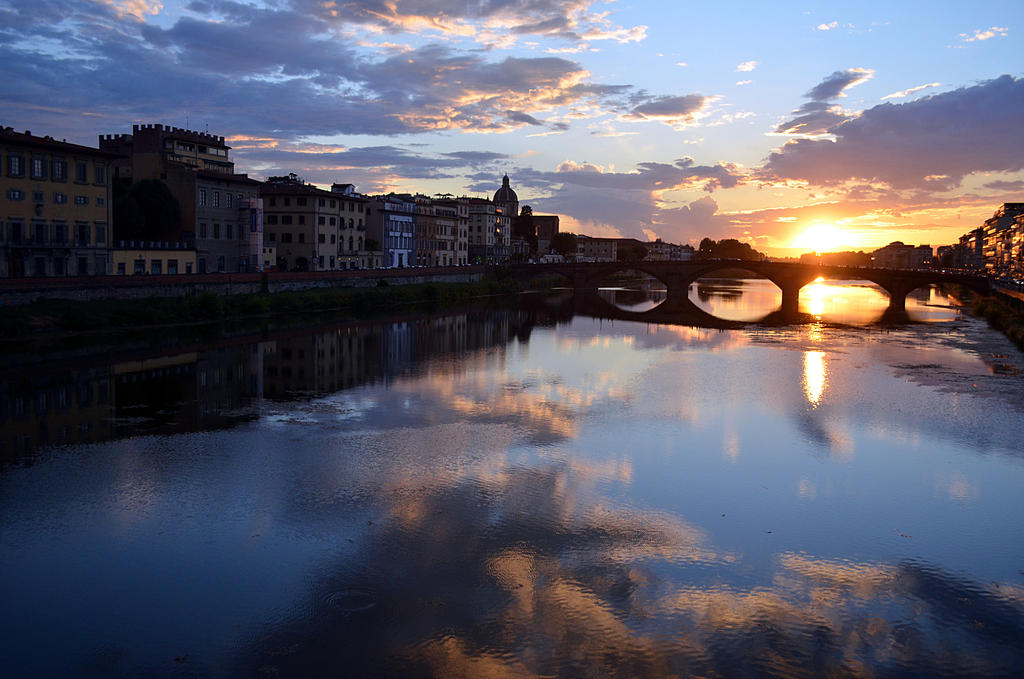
[971,294,1024,351]
[0,276,525,341]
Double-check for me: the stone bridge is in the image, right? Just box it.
[507,261,992,315]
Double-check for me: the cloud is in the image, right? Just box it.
[301,0,648,47]
[736,80,752,86]
[763,75,1024,192]
[983,180,1024,193]
[805,68,874,100]
[774,68,875,136]
[735,60,758,72]
[960,26,1008,43]
[881,82,941,100]
[816,21,838,31]
[0,2,647,141]
[625,94,712,127]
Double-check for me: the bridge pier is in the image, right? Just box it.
[881,279,919,312]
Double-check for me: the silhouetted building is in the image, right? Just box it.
[871,241,932,269]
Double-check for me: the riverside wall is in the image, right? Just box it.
[0,267,488,306]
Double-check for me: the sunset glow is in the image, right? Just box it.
[791,224,849,253]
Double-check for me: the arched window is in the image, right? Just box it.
[348,218,354,228]
[348,236,353,251]
[358,236,363,250]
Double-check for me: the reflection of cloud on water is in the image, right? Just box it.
[241,461,1024,677]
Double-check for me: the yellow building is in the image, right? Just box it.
[111,242,197,275]
[1,127,116,277]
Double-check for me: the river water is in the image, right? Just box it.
[2,281,1024,678]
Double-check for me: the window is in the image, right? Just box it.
[78,257,88,276]
[225,193,232,208]
[199,189,207,206]
[298,215,305,225]
[213,191,220,207]
[268,197,276,207]
[10,221,23,244]
[134,258,145,274]
[54,192,67,204]
[213,223,220,239]
[318,216,325,225]
[199,222,208,238]
[226,224,233,239]
[7,155,24,177]
[94,164,105,184]
[31,157,46,180]
[283,197,290,207]
[74,195,89,205]
[76,161,87,183]
[32,191,44,202]
[95,224,106,246]
[167,259,178,275]
[298,233,305,243]
[54,223,68,245]
[268,232,276,242]
[216,255,225,272]
[318,233,326,243]
[266,215,278,225]
[281,215,292,225]
[94,255,105,275]
[7,189,25,201]
[281,233,292,243]
[318,256,324,268]
[52,159,68,181]
[330,235,336,244]
[76,223,90,246]
[151,260,162,274]
[117,262,126,275]
[54,257,66,276]
[330,217,336,226]
[96,197,104,207]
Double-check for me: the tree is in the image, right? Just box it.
[113,179,181,241]
[618,242,648,262]
[549,232,578,258]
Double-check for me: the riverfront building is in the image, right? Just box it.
[468,198,510,264]
[261,176,344,272]
[99,124,263,274]
[366,194,417,268]
[871,241,932,269]
[1,127,116,278]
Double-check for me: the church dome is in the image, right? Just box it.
[493,174,518,204]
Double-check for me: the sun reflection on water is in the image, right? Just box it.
[803,350,827,407]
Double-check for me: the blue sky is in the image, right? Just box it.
[2,0,1021,253]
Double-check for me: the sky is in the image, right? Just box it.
[1,0,1021,255]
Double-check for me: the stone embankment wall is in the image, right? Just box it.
[0,267,488,306]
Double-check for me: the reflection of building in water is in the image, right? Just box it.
[263,328,387,397]
[1,342,263,459]
[262,311,537,398]
[0,366,116,457]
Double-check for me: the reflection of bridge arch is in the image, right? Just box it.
[508,262,991,316]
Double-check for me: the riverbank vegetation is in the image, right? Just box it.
[0,276,525,341]
[971,294,1024,350]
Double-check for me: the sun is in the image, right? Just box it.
[791,224,847,253]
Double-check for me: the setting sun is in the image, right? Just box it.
[791,224,848,253]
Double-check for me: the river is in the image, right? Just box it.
[2,281,1023,677]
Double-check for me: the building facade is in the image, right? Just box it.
[366,195,417,268]
[1,127,115,277]
[261,178,342,272]
[99,124,262,273]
